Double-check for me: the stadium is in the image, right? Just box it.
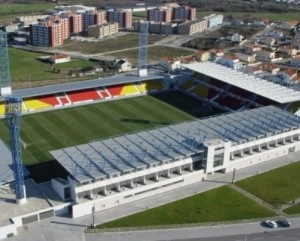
[1,42,300,238]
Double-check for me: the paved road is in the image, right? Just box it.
[10,151,300,241]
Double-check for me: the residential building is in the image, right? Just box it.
[87,22,119,38]
[241,44,262,54]
[205,14,224,28]
[194,50,211,62]
[161,22,177,34]
[260,62,280,74]
[50,15,69,40]
[259,37,276,47]
[50,53,70,64]
[111,58,132,72]
[148,21,162,34]
[268,29,283,38]
[15,15,48,27]
[107,10,132,28]
[172,6,196,21]
[235,53,256,63]
[68,12,83,34]
[30,20,64,47]
[218,54,241,69]
[160,57,181,72]
[226,33,244,42]
[291,56,300,67]
[255,50,276,61]
[83,10,106,30]
[147,8,172,23]
[277,45,298,56]
[177,19,207,35]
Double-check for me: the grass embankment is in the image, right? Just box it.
[236,161,300,208]
[97,185,275,229]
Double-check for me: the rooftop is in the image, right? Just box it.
[50,106,300,183]
[0,73,163,101]
[181,62,300,104]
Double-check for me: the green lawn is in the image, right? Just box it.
[8,48,99,87]
[284,203,300,215]
[236,161,300,208]
[0,91,204,166]
[96,185,275,229]
[197,11,300,22]
[106,45,194,64]
[60,34,165,54]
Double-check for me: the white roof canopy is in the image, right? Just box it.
[181,62,300,104]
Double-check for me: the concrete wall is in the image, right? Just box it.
[72,170,205,218]
[226,141,300,172]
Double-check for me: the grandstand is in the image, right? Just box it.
[50,105,300,218]
[0,74,167,116]
[180,62,300,114]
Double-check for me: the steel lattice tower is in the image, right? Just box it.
[5,96,26,204]
[138,22,149,77]
[0,31,12,96]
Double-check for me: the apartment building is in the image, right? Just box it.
[87,22,119,38]
[173,6,196,21]
[30,20,64,47]
[83,10,107,30]
[68,12,83,34]
[147,8,172,23]
[177,19,207,35]
[107,10,132,28]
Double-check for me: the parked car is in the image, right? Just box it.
[264,220,278,228]
[277,219,291,227]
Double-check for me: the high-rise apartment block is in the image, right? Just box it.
[107,10,132,28]
[173,6,196,21]
[147,8,172,23]
[83,10,106,30]
[30,20,64,47]
[68,12,83,34]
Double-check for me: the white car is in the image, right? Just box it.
[264,220,278,228]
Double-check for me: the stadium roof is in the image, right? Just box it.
[50,106,300,183]
[181,62,300,104]
[0,73,163,101]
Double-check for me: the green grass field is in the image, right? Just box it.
[9,48,98,85]
[60,34,165,54]
[197,11,300,22]
[106,46,194,65]
[0,91,212,166]
[236,161,300,208]
[284,203,300,215]
[97,185,275,228]
[0,3,55,24]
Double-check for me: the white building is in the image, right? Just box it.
[50,105,300,218]
[205,14,224,28]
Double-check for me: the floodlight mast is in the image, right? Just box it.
[138,21,149,77]
[5,96,26,204]
[0,31,12,96]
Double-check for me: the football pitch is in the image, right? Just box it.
[0,91,217,167]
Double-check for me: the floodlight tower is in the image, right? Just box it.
[5,96,26,204]
[0,31,12,96]
[138,21,149,77]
